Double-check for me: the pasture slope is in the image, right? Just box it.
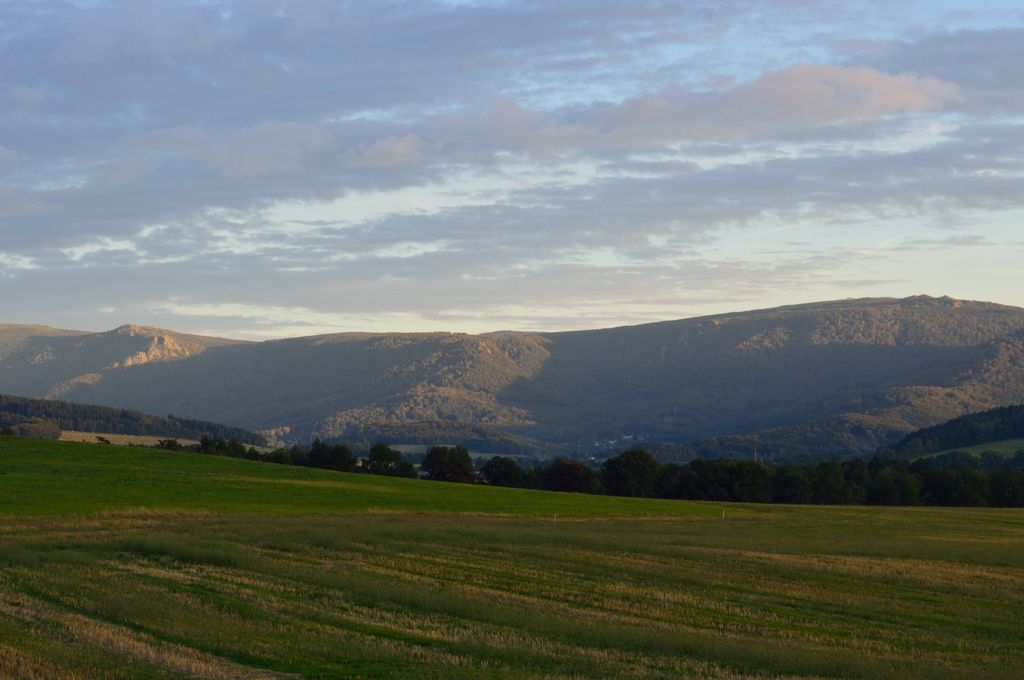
[924,438,1024,460]
[0,439,1022,679]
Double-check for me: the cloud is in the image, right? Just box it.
[566,64,960,145]
[0,1,1022,335]
[860,28,1024,113]
[344,134,426,168]
[0,184,61,219]
[0,253,39,277]
[0,145,19,164]
[893,234,993,251]
[202,123,333,177]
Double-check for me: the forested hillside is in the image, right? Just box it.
[3,296,1024,458]
[886,405,1024,458]
[0,394,265,444]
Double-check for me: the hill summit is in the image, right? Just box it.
[2,296,1023,459]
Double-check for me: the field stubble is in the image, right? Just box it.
[0,440,1022,678]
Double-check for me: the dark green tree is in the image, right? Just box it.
[289,444,309,466]
[772,465,813,504]
[685,460,732,501]
[308,439,357,471]
[957,469,991,506]
[226,438,247,457]
[601,449,660,497]
[268,448,294,465]
[366,443,404,476]
[480,456,523,487]
[730,461,773,502]
[521,465,543,489]
[990,464,1024,506]
[842,459,870,504]
[541,458,599,494]
[652,463,687,498]
[867,464,921,505]
[813,461,847,504]
[393,459,419,478]
[422,445,476,483]
[1013,451,1024,470]
[979,451,1005,471]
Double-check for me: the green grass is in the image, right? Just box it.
[925,438,1024,459]
[1,438,1023,679]
[0,438,716,518]
[59,430,201,448]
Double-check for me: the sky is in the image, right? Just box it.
[1,0,1022,339]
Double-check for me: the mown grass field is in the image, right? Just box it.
[1,439,1022,679]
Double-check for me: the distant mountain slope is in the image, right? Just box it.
[502,296,1024,456]
[0,323,88,360]
[2,296,1024,458]
[0,323,244,401]
[28,331,553,440]
[0,393,265,444]
[884,404,1024,458]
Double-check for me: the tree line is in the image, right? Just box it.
[885,404,1024,458]
[489,449,1024,507]
[14,428,1020,507]
[0,394,265,444]
[179,437,476,482]
[172,436,1024,507]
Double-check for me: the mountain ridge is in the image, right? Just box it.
[3,295,1023,459]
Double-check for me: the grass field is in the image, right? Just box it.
[59,431,202,448]
[926,438,1024,459]
[58,431,276,454]
[1,438,1023,678]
